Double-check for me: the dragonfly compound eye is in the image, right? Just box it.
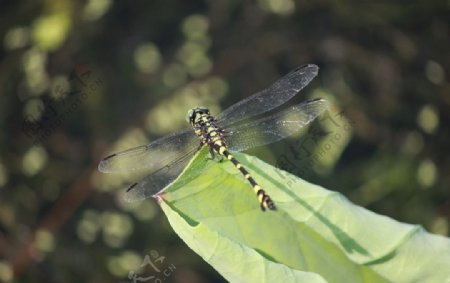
[195,106,210,115]
[186,109,195,123]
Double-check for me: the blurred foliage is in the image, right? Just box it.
[0,0,448,282]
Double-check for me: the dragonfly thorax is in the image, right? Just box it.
[186,106,210,125]
[186,106,225,149]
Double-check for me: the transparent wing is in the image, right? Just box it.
[98,128,198,173]
[217,64,319,127]
[226,98,329,152]
[123,146,199,202]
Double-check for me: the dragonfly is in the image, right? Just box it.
[98,64,329,211]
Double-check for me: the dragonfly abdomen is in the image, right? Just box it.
[218,146,276,211]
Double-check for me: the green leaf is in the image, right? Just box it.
[158,148,450,283]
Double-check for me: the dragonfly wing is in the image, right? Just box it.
[98,128,198,173]
[217,64,319,127]
[124,146,199,202]
[226,98,329,152]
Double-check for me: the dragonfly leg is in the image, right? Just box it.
[207,147,224,162]
[207,147,216,160]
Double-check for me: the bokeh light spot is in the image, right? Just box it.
[131,200,157,221]
[258,0,295,15]
[23,98,44,121]
[0,261,13,282]
[182,15,209,39]
[117,251,142,272]
[417,159,437,188]
[134,43,162,74]
[177,42,212,77]
[417,104,439,134]
[22,146,48,176]
[50,75,71,100]
[4,26,29,50]
[35,229,55,253]
[425,60,445,85]
[77,210,101,243]
[101,211,133,248]
[22,48,49,95]
[107,251,142,277]
[107,256,127,277]
[32,12,71,51]
[83,0,112,21]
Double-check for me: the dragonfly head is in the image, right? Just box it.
[186,107,210,125]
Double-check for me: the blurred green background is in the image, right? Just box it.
[0,0,449,282]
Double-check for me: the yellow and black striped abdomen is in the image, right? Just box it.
[216,145,276,211]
